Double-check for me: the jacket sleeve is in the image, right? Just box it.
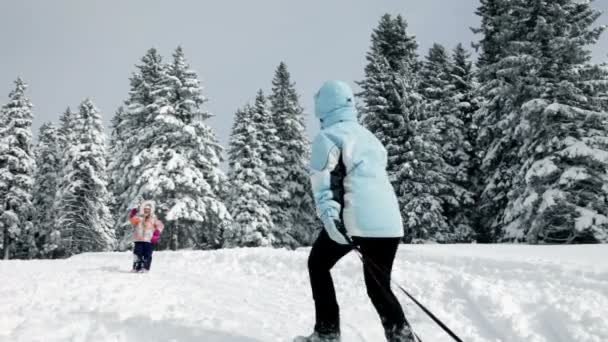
[154,220,164,232]
[129,209,141,226]
[310,132,342,226]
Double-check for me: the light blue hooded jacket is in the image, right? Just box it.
[310,80,403,239]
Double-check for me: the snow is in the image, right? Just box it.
[538,189,562,212]
[525,158,558,182]
[559,138,608,164]
[559,167,589,184]
[575,207,608,232]
[1,245,607,342]
[521,99,548,114]
[159,105,175,115]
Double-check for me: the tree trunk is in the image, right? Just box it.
[3,225,9,260]
[171,220,179,251]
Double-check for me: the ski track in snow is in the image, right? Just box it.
[1,245,607,342]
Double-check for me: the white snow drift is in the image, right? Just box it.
[1,244,607,342]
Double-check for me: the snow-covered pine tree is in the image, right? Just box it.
[0,78,35,259]
[359,49,399,146]
[268,62,316,247]
[251,90,279,244]
[110,48,172,249]
[450,43,481,192]
[580,61,608,112]
[419,44,453,105]
[419,44,476,241]
[54,99,115,255]
[472,0,508,75]
[358,15,417,233]
[390,64,453,242]
[58,107,75,148]
[501,0,608,243]
[107,106,125,218]
[359,13,419,132]
[109,106,125,151]
[32,123,62,258]
[226,103,274,247]
[227,107,248,172]
[472,0,531,242]
[150,46,231,249]
[451,43,483,239]
[471,1,513,243]
[50,107,74,255]
[359,14,455,241]
[225,106,248,247]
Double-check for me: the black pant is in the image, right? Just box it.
[133,242,153,271]
[308,229,408,334]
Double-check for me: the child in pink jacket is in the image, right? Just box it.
[129,200,164,272]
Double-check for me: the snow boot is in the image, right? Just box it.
[293,331,340,342]
[384,324,417,342]
[132,253,145,272]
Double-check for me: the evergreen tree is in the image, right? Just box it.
[451,43,481,176]
[359,14,456,241]
[57,107,75,150]
[108,106,125,217]
[359,14,419,132]
[393,66,453,242]
[168,47,212,122]
[368,14,419,73]
[419,44,476,241]
[50,107,74,254]
[251,90,279,244]
[152,46,231,249]
[500,0,608,243]
[419,44,453,104]
[227,104,274,247]
[472,0,509,74]
[111,47,231,250]
[32,123,62,257]
[580,62,608,111]
[357,14,419,193]
[450,43,482,239]
[268,62,316,247]
[110,48,172,249]
[54,99,115,255]
[0,78,35,259]
[472,0,533,242]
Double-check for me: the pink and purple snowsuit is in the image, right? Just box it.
[130,202,164,271]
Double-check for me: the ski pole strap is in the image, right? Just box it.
[352,246,464,342]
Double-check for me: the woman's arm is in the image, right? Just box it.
[310,133,348,245]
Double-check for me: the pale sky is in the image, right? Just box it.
[1,0,607,146]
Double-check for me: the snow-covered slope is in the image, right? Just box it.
[1,244,606,342]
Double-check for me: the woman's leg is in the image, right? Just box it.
[308,229,352,335]
[354,237,415,341]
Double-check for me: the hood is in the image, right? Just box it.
[139,200,156,216]
[314,80,358,129]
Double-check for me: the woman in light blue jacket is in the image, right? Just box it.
[295,81,416,342]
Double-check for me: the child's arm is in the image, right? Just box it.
[154,220,164,233]
[129,208,141,225]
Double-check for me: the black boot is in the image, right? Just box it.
[293,331,340,342]
[384,324,416,342]
[132,254,143,272]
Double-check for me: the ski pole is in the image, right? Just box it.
[344,234,463,342]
